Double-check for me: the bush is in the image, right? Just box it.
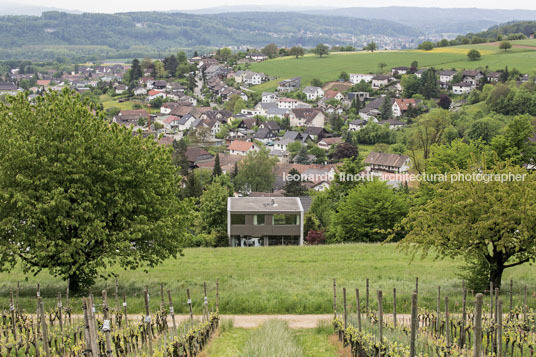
[306,230,326,245]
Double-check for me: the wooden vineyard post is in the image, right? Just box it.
[366,278,369,319]
[65,282,71,325]
[497,299,503,357]
[87,294,99,356]
[410,292,418,357]
[490,282,494,321]
[114,277,119,311]
[204,282,209,321]
[343,287,348,330]
[473,293,483,357]
[393,288,397,328]
[167,289,177,337]
[144,287,154,355]
[333,278,337,318]
[415,277,418,295]
[32,317,40,357]
[16,282,20,311]
[9,288,17,341]
[378,290,383,346]
[355,288,362,332]
[123,294,128,326]
[460,283,467,348]
[82,298,94,357]
[509,279,513,319]
[160,283,165,311]
[216,279,220,312]
[494,287,499,352]
[437,286,441,335]
[102,290,113,357]
[38,297,51,357]
[187,288,194,326]
[524,285,528,327]
[445,296,450,349]
[57,293,64,353]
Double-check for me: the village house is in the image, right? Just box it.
[378,118,407,130]
[347,92,370,102]
[115,84,127,94]
[176,114,196,131]
[185,147,213,168]
[323,90,345,102]
[462,70,484,87]
[227,197,304,247]
[302,86,324,101]
[262,92,278,103]
[277,98,300,109]
[487,72,502,82]
[0,82,19,95]
[364,152,411,173]
[247,53,268,61]
[228,140,258,156]
[349,73,374,84]
[318,137,343,150]
[147,90,166,100]
[254,128,277,143]
[288,108,326,128]
[415,68,427,78]
[348,119,367,131]
[277,77,301,93]
[161,115,181,131]
[439,70,457,84]
[391,66,409,75]
[258,120,281,133]
[371,75,390,89]
[452,82,473,95]
[303,127,328,141]
[134,87,147,96]
[113,109,149,127]
[392,98,418,117]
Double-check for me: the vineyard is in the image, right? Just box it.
[332,278,536,356]
[0,282,220,356]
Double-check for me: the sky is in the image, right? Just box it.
[3,0,536,13]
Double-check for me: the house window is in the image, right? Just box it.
[254,215,265,225]
[273,214,299,225]
[231,214,246,225]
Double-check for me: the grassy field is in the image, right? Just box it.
[1,244,536,315]
[99,94,136,110]
[250,41,536,92]
[204,320,338,356]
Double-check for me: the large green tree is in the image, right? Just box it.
[0,90,188,292]
[396,162,536,288]
[234,149,278,193]
[332,180,409,243]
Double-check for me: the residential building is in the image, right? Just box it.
[371,75,390,89]
[228,140,258,156]
[364,152,411,173]
[277,77,301,93]
[392,98,418,117]
[349,73,374,84]
[288,108,326,128]
[452,82,473,95]
[348,119,367,131]
[227,197,304,246]
[302,86,324,101]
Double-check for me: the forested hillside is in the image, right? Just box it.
[0,11,419,60]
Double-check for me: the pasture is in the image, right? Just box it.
[2,244,536,315]
[249,41,536,92]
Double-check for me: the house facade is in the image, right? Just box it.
[227,197,304,246]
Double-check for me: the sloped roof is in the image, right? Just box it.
[228,140,255,152]
[364,152,410,168]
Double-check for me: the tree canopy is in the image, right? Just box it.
[0,90,188,292]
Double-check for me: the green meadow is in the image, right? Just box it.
[250,41,536,92]
[1,244,535,315]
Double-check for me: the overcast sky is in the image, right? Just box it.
[4,0,536,13]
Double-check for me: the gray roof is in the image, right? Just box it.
[303,86,321,94]
[439,70,457,76]
[229,197,303,212]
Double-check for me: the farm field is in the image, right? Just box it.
[2,244,536,315]
[249,41,536,92]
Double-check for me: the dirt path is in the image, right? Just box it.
[65,313,415,328]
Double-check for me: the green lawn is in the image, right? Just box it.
[250,41,536,92]
[205,322,337,357]
[99,94,136,110]
[2,244,536,315]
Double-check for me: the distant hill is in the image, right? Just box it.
[469,21,536,39]
[0,1,80,16]
[304,7,536,35]
[0,11,420,60]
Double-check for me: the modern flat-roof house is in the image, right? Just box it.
[227,197,304,247]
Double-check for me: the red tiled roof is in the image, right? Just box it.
[228,141,255,152]
[394,99,417,111]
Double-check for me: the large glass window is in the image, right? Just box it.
[273,214,299,225]
[254,214,265,225]
[231,214,246,225]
